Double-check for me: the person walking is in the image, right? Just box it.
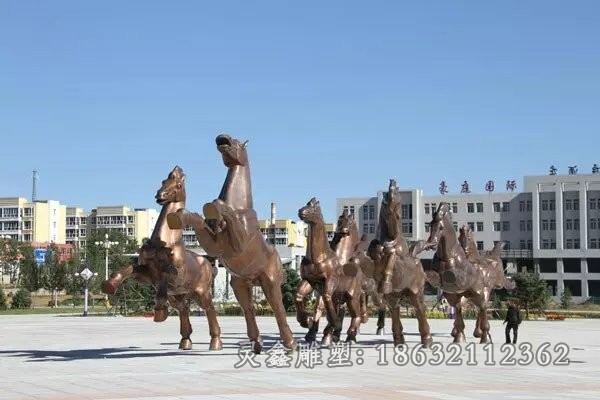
[504,301,522,344]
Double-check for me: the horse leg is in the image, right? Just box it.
[295,280,314,329]
[196,286,223,351]
[446,293,466,343]
[474,290,492,344]
[306,294,323,343]
[102,264,134,295]
[390,303,404,346]
[377,306,386,335]
[380,252,396,295]
[170,295,193,350]
[473,312,482,338]
[153,274,169,322]
[345,294,362,344]
[409,290,433,348]
[231,276,262,354]
[321,320,334,347]
[360,292,369,323]
[259,267,297,351]
[322,276,342,342]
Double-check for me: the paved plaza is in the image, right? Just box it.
[1,314,599,400]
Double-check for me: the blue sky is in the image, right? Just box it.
[1,1,599,222]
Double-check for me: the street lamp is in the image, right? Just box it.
[74,266,98,316]
[95,233,118,300]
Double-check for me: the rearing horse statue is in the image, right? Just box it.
[412,202,513,343]
[296,198,364,346]
[166,134,296,353]
[101,166,223,351]
[349,179,433,347]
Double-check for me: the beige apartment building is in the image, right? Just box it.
[0,197,66,243]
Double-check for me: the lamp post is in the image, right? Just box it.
[95,233,118,300]
[74,266,98,316]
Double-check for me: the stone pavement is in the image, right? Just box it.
[1,314,599,400]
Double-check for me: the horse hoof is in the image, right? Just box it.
[321,335,332,348]
[376,328,384,336]
[453,332,466,343]
[394,339,406,347]
[345,334,357,345]
[179,339,192,350]
[361,315,369,324]
[305,332,317,343]
[421,335,433,348]
[284,339,297,353]
[479,334,492,344]
[451,327,458,337]
[473,329,483,338]
[209,337,223,351]
[252,340,263,354]
[166,212,183,229]
[153,308,168,322]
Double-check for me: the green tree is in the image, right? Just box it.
[281,265,300,312]
[41,244,70,307]
[0,237,20,284]
[560,287,573,309]
[18,244,44,293]
[11,288,32,309]
[511,272,552,319]
[0,286,7,310]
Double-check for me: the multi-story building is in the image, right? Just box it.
[0,197,66,243]
[86,206,159,246]
[65,207,89,249]
[337,171,600,302]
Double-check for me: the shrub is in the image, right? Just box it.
[0,286,7,310]
[11,288,32,309]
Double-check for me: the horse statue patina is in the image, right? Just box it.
[349,179,433,347]
[412,203,514,343]
[166,134,296,353]
[101,166,223,351]
[296,198,364,346]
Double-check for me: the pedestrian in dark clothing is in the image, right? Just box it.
[504,302,522,344]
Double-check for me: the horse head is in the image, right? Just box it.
[425,202,452,251]
[379,179,402,239]
[298,197,324,225]
[216,134,249,167]
[458,224,477,259]
[336,208,357,237]
[155,166,186,205]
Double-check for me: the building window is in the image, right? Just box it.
[565,199,572,210]
[591,218,598,230]
[343,206,348,214]
[476,241,484,251]
[550,219,556,230]
[574,199,579,210]
[425,224,430,233]
[425,203,430,214]
[590,199,597,210]
[549,200,554,210]
[369,205,375,220]
[502,202,510,212]
[542,220,549,231]
[566,219,573,230]
[468,222,475,231]
[363,223,369,234]
[493,221,501,232]
[520,240,526,250]
[452,203,458,214]
[527,240,532,250]
[493,202,500,212]
[527,220,532,231]
[363,206,369,220]
[519,201,525,212]
[467,203,474,213]
[574,239,580,249]
[23,221,32,230]
[542,200,548,211]
[476,202,483,213]
[502,221,510,231]
[24,208,33,216]
[430,203,436,214]
[349,206,355,216]
[542,239,549,249]
[591,239,598,249]
[452,222,458,231]
[24,234,31,241]
[401,204,412,219]
[574,218,580,230]
[402,222,412,235]
[369,224,375,234]
[476,222,484,232]
[566,239,573,249]
[520,220,526,231]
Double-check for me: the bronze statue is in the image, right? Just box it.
[348,179,433,347]
[102,166,223,351]
[296,198,364,346]
[412,203,514,343]
[166,134,296,353]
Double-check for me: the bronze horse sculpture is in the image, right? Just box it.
[101,166,223,351]
[296,198,364,345]
[412,202,514,343]
[166,134,296,353]
[304,209,375,342]
[348,179,433,347]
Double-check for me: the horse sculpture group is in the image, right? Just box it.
[102,134,515,353]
